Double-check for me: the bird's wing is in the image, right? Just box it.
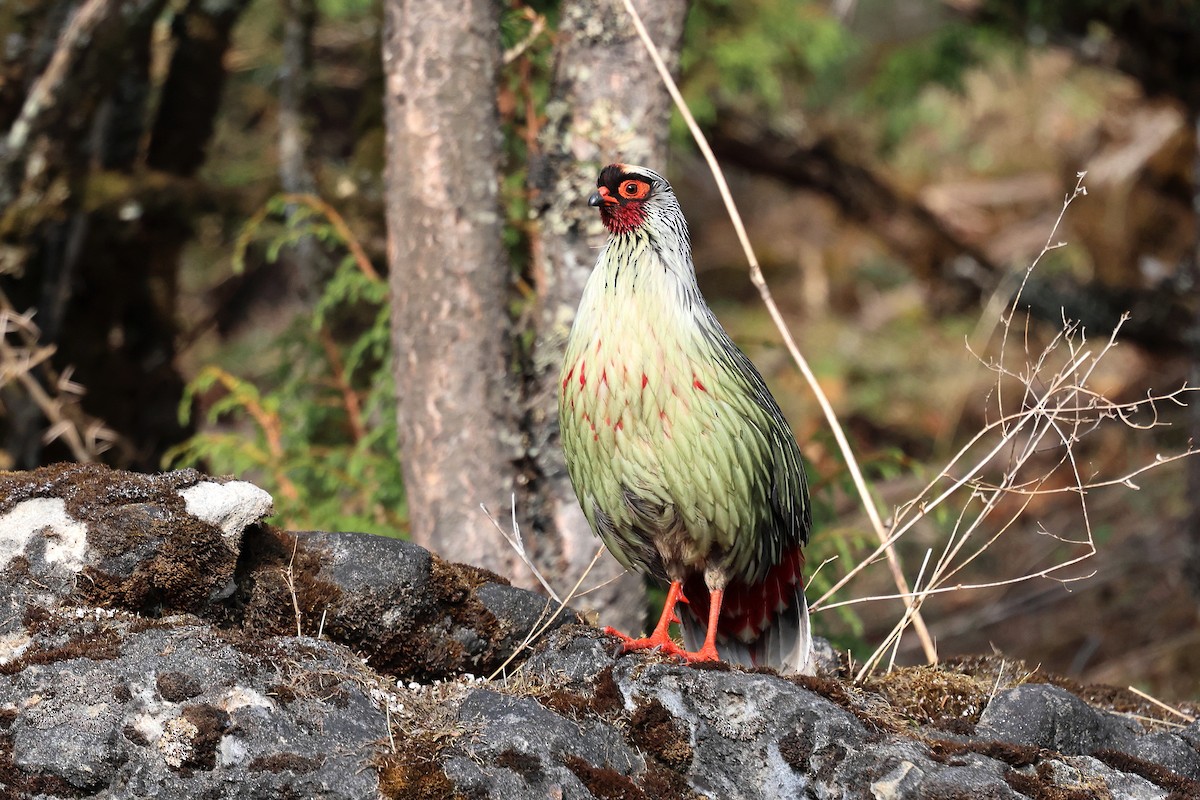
[700,317,812,560]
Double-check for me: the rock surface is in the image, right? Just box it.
[0,463,1197,799]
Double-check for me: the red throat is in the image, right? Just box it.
[600,202,647,235]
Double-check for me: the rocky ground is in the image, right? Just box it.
[0,463,1197,799]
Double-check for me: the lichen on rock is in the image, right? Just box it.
[0,463,1197,799]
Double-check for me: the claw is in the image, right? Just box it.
[602,626,717,664]
[603,625,634,644]
[601,581,724,666]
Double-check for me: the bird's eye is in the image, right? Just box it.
[618,179,649,200]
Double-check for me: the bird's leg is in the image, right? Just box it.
[689,587,724,663]
[605,582,724,665]
[604,580,688,658]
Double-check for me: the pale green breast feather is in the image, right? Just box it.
[559,236,808,584]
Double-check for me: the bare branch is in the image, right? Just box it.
[821,173,1198,677]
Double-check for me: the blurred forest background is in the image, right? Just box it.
[2,0,1199,702]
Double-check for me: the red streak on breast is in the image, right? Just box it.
[579,361,587,388]
[641,373,649,390]
[693,378,708,393]
[601,368,608,386]
[615,420,623,431]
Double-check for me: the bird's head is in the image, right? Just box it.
[588,163,677,237]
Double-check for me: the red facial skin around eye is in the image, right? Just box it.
[618,180,650,200]
[598,178,651,235]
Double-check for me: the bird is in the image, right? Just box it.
[558,163,814,675]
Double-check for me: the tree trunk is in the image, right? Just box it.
[146,0,246,176]
[523,0,689,631]
[382,0,519,577]
[278,0,323,299]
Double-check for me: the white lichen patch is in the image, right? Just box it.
[220,685,275,714]
[0,498,88,571]
[870,760,922,799]
[179,481,273,541]
[134,710,166,744]
[218,735,249,767]
[129,675,179,744]
[157,715,199,768]
[0,630,32,665]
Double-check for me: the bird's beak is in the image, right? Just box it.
[588,187,618,207]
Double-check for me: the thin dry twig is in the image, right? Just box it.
[875,547,932,680]
[1119,713,1188,730]
[284,536,303,637]
[482,495,561,603]
[619,0,937,664]
[6,0,116,156]
[0,292,119,461]
[831,173,1199,675]
[487,545,606,682]
[1127,686,1197,723]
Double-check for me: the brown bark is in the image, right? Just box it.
[277,0,321,298]
[523,0,689,631]
[382,0,519,576]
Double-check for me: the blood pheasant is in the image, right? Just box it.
[559,164,814,674]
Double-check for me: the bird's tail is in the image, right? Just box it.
[680,545,814,675]
[753,580,812,675]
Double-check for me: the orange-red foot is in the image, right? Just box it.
[603,627,720,664]
[601,580,725,665]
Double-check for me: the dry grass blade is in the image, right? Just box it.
[484,493,628,681]
[284,537,303,638]
[1127,686,1196,723]
[487,546,606,682]
[481,495,561,603]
